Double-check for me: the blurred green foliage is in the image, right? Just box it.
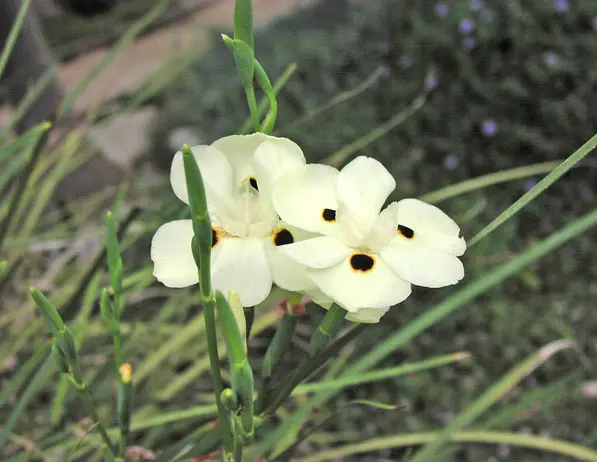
[151,0,597,459]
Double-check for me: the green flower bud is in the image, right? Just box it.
[220,388,239,412]
[30,287,65,337]
[51,341,70,374]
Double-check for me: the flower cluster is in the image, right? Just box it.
[151,134,466,322]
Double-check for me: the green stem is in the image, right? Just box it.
[308,305,346,357]
[113,331,122,370]
[244,86,261,132]
[256,312,298,412]
[202,290,234,453]
[76,384,116,457]
[258,324,366,416]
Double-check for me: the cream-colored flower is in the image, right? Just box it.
[151,133,317,307]
[272,156,465,320]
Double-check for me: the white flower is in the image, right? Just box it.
[151,133,318,307]
[272,156,466,319]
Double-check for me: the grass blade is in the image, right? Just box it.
[292,352,471,395]
[419,160,563,204]
[295,430,597,462]
[469,132,597,246]
[276,66,385,136]
[323,91,427,167]
[410,340,577,461]
[0,0,32,82]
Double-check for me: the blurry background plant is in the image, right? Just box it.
[1,0,597,461]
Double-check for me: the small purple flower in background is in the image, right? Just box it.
[554,0,569,12]
[524,178,538,191]
[544,51,559,67]
[435,3,449,17]
[469,0,483,12]
[460,18,475,34]
[424,74,438,90]
[592,17,597,31]
[464,37,476,49]
[443,154,459,170]
[481,119,497,137]
[399,54,412,69]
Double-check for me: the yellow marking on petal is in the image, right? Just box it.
[212,226,233,248]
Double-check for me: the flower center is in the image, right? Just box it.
[215,180,279,239]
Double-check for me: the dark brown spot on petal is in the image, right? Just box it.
[322,208,336,222]
[274,228,294,246]
[397,224,415,239]
[350,253,375,272]
[249,177,258,191]
[211,228,219,247]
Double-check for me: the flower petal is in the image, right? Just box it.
[252,137,306,196]
[336,156,396,233]
[264,223,318,292]
[305,287,334,309]
[393,198,466,256]
[170,145,233,209]
[380,241,464,288]
[277,236,352,269]
[346,306,390,324]
[307,254,411,312]
[211,237,273,307]
[151,220,198,288]
[273,163,339,234]
[212,133,271,186]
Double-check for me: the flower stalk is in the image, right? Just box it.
[182,145,234,454]
[117,363,133,460]
[30,288,116,457]
[308,304,347,357]
[216,291,255,441]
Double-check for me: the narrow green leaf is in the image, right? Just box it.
[411,340,577,461]
[419,160,563,204]
[470,132,597,246]
[292,352,471,395]
[295,431,597,462]
[277,66,385,135]
[0,356,53,452]
[323,92,427,167]
[0,124,51,252]
[0,342,51,408]
[0,0,32,82]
